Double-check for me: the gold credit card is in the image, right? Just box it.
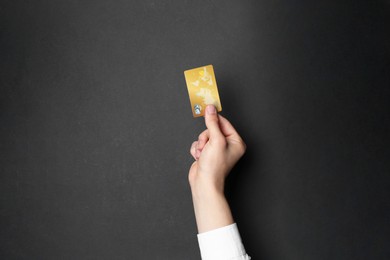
[184,65,222,117]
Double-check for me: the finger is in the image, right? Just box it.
[197,129,209,151]
[218,115,246,151]
[204,105,224,141]
[195,149,201,160]
[190,141,198,160]
[218,114,240,138]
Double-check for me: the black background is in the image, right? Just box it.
[1,1,389,259]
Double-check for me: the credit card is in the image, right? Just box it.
[184,65,222,117]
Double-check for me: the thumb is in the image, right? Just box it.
[204,105,223,140]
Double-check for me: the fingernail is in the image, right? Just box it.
[206,105,216,115]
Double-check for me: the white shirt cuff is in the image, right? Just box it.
[197,223,251,260]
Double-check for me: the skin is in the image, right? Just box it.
[189,105,246,233]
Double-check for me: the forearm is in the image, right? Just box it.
[191,184,234,233]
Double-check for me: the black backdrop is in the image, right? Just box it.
[1,1,389,259]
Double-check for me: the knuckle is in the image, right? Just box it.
[241,140,247,151]
[239,141,247,154]
[210,117,219,124]
[214,136,227,146]
[207,117,219,126]
[235,140,246,155]
[190,141,196,152]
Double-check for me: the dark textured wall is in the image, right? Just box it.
[1,1,389,259]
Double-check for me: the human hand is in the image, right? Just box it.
[189,105,246,195]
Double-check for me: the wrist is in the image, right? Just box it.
[190,178,225,199]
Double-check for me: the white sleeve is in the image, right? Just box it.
[197,223,251,260]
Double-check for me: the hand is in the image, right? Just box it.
[188,105,246,233]
[189,105,246,194]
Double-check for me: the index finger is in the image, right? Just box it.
[218,115,240,138]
